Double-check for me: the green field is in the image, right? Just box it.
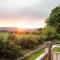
[0,32,9,36]
[0,32,9,41]
[53,47,60,52]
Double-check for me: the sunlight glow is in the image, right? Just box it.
[0,17,46,29]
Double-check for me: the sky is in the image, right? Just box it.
[0,0,60,28]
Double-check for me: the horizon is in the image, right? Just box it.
[0,26,44,29]
[0,17,46,29]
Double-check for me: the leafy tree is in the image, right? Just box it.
[47,5,60,33]
[41,26,56,41]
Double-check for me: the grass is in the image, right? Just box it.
[26,49,44,60]
[53,47,60,52]
[0,32,9,36]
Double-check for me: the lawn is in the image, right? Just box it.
[53,47,60,52]
[0,32,9,36]
[26,49,44,60]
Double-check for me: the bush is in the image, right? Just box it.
[20,40,36,49]
[0,36,22,59]
[16,35,39,49]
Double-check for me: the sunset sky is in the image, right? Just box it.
[0,0,60,28]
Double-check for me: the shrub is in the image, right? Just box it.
[20,40,36,49]
[0,36,22,59]
[16,35,39,49]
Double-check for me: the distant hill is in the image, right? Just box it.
[0,27,38,32]
[0,27,17,32]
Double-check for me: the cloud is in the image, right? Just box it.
[0,0,59,28]
[0,0,60,18]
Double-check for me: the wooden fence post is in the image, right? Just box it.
[44,41,52,60]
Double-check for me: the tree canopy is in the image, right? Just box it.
[47,5,60,33]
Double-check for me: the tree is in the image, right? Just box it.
[47,5,60,33]
[41,26,56,41]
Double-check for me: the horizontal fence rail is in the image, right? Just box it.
[35,52,48,60]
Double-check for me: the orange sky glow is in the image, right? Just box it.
[0,17,46,29]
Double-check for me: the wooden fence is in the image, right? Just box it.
[40,53,48,60]
[35,42,52,60]
[35,52,48,60]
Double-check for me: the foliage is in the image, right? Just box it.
[47,5,60,33]
[43,5,60,43]
[0,35,22,59]
[43,26,56,40]
[37,26,57,42]
[16,34,40,49]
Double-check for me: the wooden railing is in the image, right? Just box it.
[35,52,48,60]
[35,42,52,60]
[41,53,48,60]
